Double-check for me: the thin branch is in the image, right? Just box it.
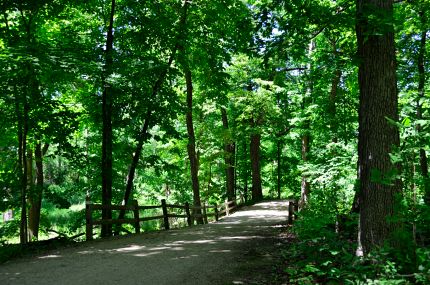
[277,67,307,73]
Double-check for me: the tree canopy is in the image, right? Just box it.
[1,0,429,283]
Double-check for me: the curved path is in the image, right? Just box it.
[0,200,291,285]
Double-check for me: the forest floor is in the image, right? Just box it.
[0,200,292,285]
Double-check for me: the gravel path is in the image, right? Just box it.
[0,200,291,285]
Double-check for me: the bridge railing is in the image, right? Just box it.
[85,196,245,241]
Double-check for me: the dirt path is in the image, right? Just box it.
[0,200,291,285]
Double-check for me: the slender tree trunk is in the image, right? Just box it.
[28,142,46,240]
[250,132,262,201]
[234,143,238,197]
[20,91,29,245]
[184,69,203,224]
[115,116,150,230]
[416,9,429,205]
[175,0,202,223]
[184,70,203,224]
[356,0,401,255]
[101,0,116,237]
[299,41,315,209]
[277,140,281,199]
[242,141,249,202]
[26,147,33,194]
[207,162,212,193]
[15,89,27,244]
[221,107,236,201]
[299,134,310,208]
[25,145,37,241]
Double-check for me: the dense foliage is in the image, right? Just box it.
[1,0,429,282]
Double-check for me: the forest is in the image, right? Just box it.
[0,0,429,283]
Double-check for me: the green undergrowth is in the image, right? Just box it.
[281,214,430,284]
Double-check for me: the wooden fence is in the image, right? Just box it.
[287,200,298,225]
[85,197,243,241]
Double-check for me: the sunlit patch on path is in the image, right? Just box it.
[0,200,291,285]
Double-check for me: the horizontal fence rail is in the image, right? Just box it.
[85,197,297,241]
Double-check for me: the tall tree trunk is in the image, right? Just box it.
[250,132,262,201]
[277,140,281,199]
[299,133,310,208]
[416,8,429,206]
[299,41,315,209]
[242,141,249,202]
[234,143,238,198]
[176,0,202,223]
[15,89,26,244]
[356,0,401,255]
[28,142,46,240]
[221,107,236,201]
[101,0,116,237]
[20,91,29,245]
[184,69,203,224]
[207,162,212,193]
[25,146,34,241]
[117,116,150,228]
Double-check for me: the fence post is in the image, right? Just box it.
[293,199,298,221]
[214,204,219,221]
[85,197,93,241]
[161,199,170,230]
[203,203,208,224]
[225,199,230,216]
[288,200,294,225]
[132,200,140,234]
[185,202,192,226]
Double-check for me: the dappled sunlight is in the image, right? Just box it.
[217,235,260,241]
[167,247,184,251]
[133,251,161,257]
[209,249,231,253]
[0,200,291,285]
[38,255,61,259]
[114,244,146,252]
[148,246,170,251]
[175,254,199,260]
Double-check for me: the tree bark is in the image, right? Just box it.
[299,41,315,209]
[20,88,30,245]
[101,0,116,237]
[221,107,236,201]
[242,141,249,202]
[250,133,263,201]
[15,89,27,244]
[299,133,310,208]
[175,0,202,223]
[416,8,429,206]
[356,0,401,255]
[28,142,47,240]
[117,116,150,223]
[277,140,281,199]
[184,69,203,224]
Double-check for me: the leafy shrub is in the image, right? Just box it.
[0,218,20,243]
[282,210,430,284]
